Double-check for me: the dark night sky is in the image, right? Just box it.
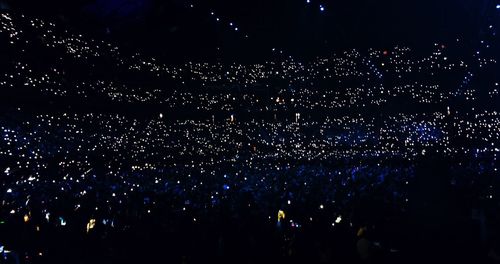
[2,0,494,62]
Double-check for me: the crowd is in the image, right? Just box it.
[1,12,499,110]
[0,110,498,263]
[0,11,499,264]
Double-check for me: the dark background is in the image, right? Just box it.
[1,0,495,62]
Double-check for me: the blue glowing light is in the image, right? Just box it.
[320,5,325,11]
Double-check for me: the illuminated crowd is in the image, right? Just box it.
[0,11,499,264]
[1,13,499,109]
